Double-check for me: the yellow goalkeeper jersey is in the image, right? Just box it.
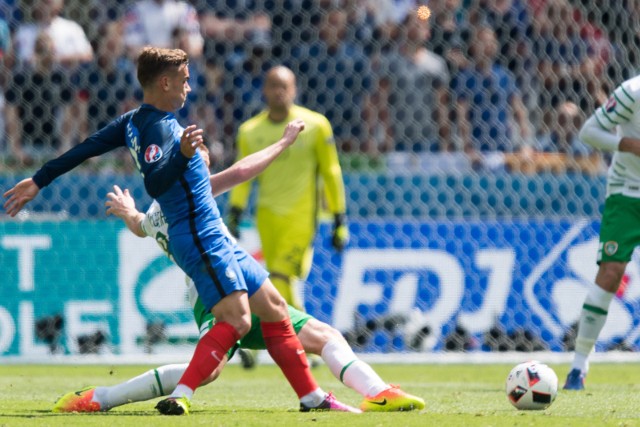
[229,105,346,218]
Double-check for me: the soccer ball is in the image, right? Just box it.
[505,361,558,410]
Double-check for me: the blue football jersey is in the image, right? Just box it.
[125,104,221,237]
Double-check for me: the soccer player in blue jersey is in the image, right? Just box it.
[3,47,358,415]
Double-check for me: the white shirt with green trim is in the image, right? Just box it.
[140,200,198,309]
[583,75,640,198]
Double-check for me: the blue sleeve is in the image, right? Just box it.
[138,122,190,198]
[32,113,130,188]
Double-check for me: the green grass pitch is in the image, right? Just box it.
[0,363,638,426]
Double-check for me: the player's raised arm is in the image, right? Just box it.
[105,185,146,237]
[210,119,305,197]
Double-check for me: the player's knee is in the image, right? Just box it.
[233,316,252,337]
[320,323,346,347]
[300,319,343,354]
[597,262,627,292]
[264,281,289,312]
[219,313,252,337]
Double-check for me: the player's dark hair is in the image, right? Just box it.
[137,47,189,88]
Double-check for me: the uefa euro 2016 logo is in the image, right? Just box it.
[144,144,163,163]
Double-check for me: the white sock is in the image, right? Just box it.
[93,363,187,410]
[572,283,614,373]
[299,388,327,407]
[321,338,388,397]
[170,384,194,400]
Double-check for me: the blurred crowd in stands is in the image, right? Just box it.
[0,0,638,175]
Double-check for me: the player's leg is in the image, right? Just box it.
[565,262,624,390]
[53,308,226,413]
[296,316,424,411]
[156,291,250,415]
[565,194,640,390]
[52,360,227,413]
[248,280,358,412]
[237,305,423,411]
[157,241,252,415]
[257,208,314,311]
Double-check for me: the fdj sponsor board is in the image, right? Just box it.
[2,219,640,356]
[306,220,640,353]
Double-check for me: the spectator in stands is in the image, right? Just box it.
[171,25,223,165]
[0,1,20,30]
[13,0,93,69]
[342,0,378,55]
[197,0,271,63]
[219,39,275,161]
[505,101,606,175]
[428,0,470,73]
[73,21,139,172]
[364,12,451,153]
[532,0,608,115]
[289,8,373,152]
[451,26,532,157]
[5,32,75,165]
[466,0,533,71]
[364,0,420,30]
[0,17,9,62]
[535,102,587,156]
[60,0,130,42]
[77,21,140,138]
[465,0,538,125]
[123,0,203,59]
[0,17,10,153]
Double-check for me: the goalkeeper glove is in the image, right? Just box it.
[331,213,349,252]
[227,206,243,238]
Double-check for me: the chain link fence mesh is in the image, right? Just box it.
[1,1,640,358]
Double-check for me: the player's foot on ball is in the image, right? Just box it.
[52,386,101,413]
[237,348,257,370]
[300,392,362,413]
[155,396,191,415]
[563,368,586,391]
[360,385,425,412]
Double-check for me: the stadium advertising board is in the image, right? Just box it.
[1,219,639,357]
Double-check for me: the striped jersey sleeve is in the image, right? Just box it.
[594,77,640,130]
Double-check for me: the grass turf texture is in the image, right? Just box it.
[0,363,638,426]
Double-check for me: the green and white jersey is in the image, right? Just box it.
[592,75,640,197]
[140,200,172,260]
[140,200,198,310]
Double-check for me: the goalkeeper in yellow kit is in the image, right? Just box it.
[227,65,348,310]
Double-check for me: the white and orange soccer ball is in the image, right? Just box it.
[505,361,558,410]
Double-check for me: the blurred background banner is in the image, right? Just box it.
[3,211,640,358]
[308,220,640,354]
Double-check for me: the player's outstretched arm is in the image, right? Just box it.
[210,119,305,197]
[105,185,146,237]
[4,113,131,217]
[3,178,40,217]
